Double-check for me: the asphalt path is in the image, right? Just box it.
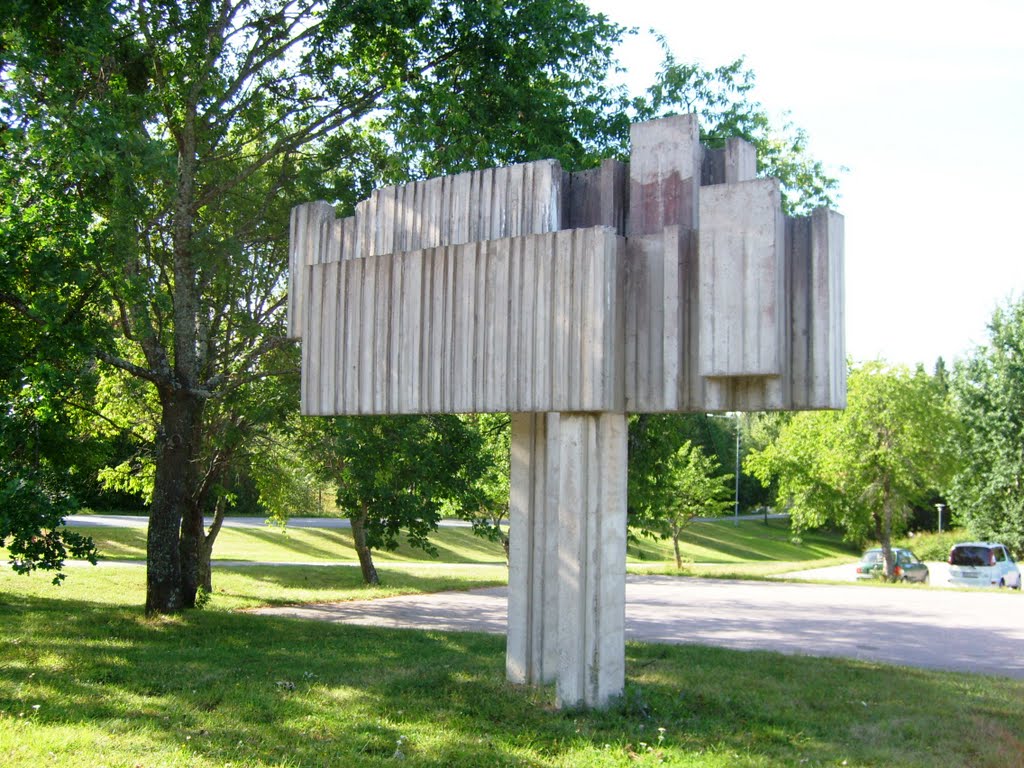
[63,515,1024,677]
[254,575,1024,679]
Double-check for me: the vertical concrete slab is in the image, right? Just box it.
[785,208,846,410]
[507,412,560,685]
[816,208,846,408]
[628,114,701,236]
[724,137,757,183]
[698,178,785,378]
[287,201,335,339]
[556,412,627,709]
[624,115,701,413]
[806,208,846,408]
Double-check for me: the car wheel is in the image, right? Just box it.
[999,578,1006,588]
[923,574,930,586]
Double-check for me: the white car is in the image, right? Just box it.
[947,542,1022,589]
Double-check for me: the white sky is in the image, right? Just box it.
[587,0,1024,368]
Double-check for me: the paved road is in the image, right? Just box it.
[784,560,955,584]
[254,575,1024,679]
[65,514,1024,677]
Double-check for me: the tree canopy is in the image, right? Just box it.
[746,362,958,577]
[2,0,842,607]
[0,0,630,610]
[300,414,486,584]
[948,297,1024,555]
[630,434,733,569]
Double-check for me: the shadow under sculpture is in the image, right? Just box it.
[288,114,845,709]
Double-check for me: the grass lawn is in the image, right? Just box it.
[626,518,857,566]
[69,523,510,565]
[62,517,858,579]
[2,566,1022,767]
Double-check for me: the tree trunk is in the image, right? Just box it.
[197,497,227,594]
[146,389,204,614]
[351,502,379,585]
[880,476,896,581]
[179,502,204,608]
[672,529,683,570]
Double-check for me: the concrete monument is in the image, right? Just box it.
[288,114,845,708]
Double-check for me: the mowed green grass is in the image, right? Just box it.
[71,521,509,564]
[64,516,857,573]
[627,518,857,565]
[2,566,1022,768]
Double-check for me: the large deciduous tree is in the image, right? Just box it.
[302,415,485,585]
[1,0,625,612]
[949,298,1024,555]
[746,362,958,579]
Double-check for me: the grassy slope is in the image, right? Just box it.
[72,523,510,565]
[1,566,1022,768]
[63,517,857,573]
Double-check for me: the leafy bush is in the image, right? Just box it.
[892,529,967,562]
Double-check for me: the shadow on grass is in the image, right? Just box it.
[80,523,507,566]
[627,521,856,565]
[2,591,1021,767]
[86,526,148,559]
[233,525,355,561]
[210,564,505,607]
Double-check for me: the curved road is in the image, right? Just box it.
[254,575,1024,679]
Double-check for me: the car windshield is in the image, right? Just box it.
[860,551,883,564]
[949,546,991,567]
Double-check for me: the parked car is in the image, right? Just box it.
[947,542,1022,589]
[855,547,929,584]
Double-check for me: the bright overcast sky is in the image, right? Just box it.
[586,0,1023,369]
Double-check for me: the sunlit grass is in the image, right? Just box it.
[59,516,856,575]
[0,562,507,612]
[64,522,509,565]
[1,566,1021,768]
[628,557,855,580]
[626,518,857,565]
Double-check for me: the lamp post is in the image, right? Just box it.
[935,502,945,533]
[734,414,741,526]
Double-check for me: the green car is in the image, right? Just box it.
[855,548,930,584]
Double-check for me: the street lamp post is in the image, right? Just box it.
[935,503,945,533]
[734,414,740,526]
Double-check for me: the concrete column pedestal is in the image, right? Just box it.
[507,411,627,709]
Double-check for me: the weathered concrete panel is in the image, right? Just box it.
[787,208,846,409]
[300,227,624,415]
[507,413,561,686]
[628,114,701,236]
[287,201,335,339]
[555,412,627,709]
[698,178,785,378]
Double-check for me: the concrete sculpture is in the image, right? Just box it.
[288,114,845,708]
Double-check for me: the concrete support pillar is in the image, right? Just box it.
[555,412,628,708]
[507,413,560,685]
[506,411,628,709]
